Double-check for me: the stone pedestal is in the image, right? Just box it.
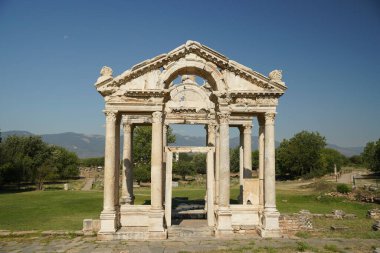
[215,208,233,237]
[99,211,118,234]
[259,210,281,237]
[148,209,167,239]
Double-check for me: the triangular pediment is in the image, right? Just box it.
[95,41,287,97]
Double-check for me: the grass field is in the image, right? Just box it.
[0,181,379,239]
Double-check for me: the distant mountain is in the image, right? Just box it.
[2,130,363,158]
[326,143,363,157]
[3,131,104,158]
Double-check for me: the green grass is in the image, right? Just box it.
[0,190,103,231]
[0,181,379,238]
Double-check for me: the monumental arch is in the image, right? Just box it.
[94,41,287,239]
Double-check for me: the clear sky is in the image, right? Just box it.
[0,0,379,147]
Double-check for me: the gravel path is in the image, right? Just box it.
[0,236,379,253]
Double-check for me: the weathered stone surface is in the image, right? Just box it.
[331,225,349,230]
[93,41,287,240]
[372,220,380,231]
[368,208,380,219]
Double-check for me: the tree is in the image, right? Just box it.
[50,146,79,179]
[320,148,346,173]
[134,163,150,184]
[174,160,195,180]
[0,135,48,186]
[192,153,206,174]
[348,155,362,166]
[276,131,326,179]
[252,150,259,170]
[132,126,176,182]
[80,157,104,167]
[0,135,79,189]
[362,139,380,172]
[230,147,240,173]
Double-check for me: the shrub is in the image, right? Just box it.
[134,163,150,183]
[336,183,351,194]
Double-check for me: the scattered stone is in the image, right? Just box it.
[11,230,39,236]
[63,183,69,191]
[343,214,357,219]
[82,219,100,234]
[373,248,380,253]
[41,230,70,236]
[0,230,11,236]
[332,209,345,219]
[372,220,380,231]
[330,225,349,230]
[367,208,380,219]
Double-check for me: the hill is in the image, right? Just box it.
[2,130,363,158]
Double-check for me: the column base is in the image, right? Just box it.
[215,208,233,237]
[98,210,118,234]
[120,195,135,205]
[259,208,281,238]
[149,209,165,233]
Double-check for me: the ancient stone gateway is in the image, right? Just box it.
[93,41,287,240]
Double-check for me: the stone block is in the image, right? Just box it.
[330,225,348,230]
[372,220,380,231]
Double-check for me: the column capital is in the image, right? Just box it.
[207,123,217,133]
[218,112,230,124]
[243,123,252,134]
[265,112,276,125]
[104,110,118,122]
[152,111,163,123]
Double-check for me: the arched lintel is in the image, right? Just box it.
[159,59,226,92]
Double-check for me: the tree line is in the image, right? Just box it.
[0,135,79,190]
[1,129,378,188]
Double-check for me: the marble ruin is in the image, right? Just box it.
[93,41,287,239]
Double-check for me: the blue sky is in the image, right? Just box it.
[0,0,379,147]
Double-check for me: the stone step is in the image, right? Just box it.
[167,226,214,238]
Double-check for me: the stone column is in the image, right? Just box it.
[114,118,121,217]
[207,124,216,226]
[164,151,173,227]
[216,112,233,235]
[121,116,134,204]
[243,123,252,177]
[260,112,280,237]
[99,110,118,233]
[258,115,265,207]
[214,126,220,205]
[151,111,163,210]
[218,114,230,208]
[149,111,165,235]
[162,124,168,204]
[238,127,244,204]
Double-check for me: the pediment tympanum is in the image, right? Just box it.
[94,40,287,112]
